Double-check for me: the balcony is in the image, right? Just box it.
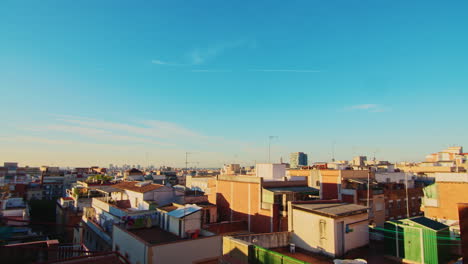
[91,197,158,218]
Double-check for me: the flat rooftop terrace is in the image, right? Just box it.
[128,227,183,245]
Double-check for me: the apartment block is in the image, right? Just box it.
[290,152,308,169]
[208,173,318,233]
[422,173,468,223]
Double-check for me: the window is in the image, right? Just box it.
[319,220,326,239]
[316,180,320,187]
[135,197,138,208]
[397,200,401,209]
[115,244,120,251]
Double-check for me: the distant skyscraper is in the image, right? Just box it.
[352,156,367,167]
[290,152,308,168]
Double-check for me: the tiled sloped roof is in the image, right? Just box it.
[113,181,164,193]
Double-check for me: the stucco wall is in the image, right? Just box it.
[340,213,369,253]
[424,182,468,220]
[112,225,147,264]
[291,208,336,256]
[213,179,272,233]
[151,236,222,264]
[222,236,250,263]
[149,187,176,206]
[340,170,371,179]
[184,210,202,234]
[168,215,180,236]
[290,207,369,257]
[233,232,290,248]
[126,191,145,209]
[256,164,286,180]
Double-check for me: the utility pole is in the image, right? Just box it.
[185,152,192,171]
[405,172,410,218]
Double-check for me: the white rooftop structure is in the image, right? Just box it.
[167,204,202,218]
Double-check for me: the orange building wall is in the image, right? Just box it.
[210,179,273,233]
[340,170,371,179]
[424,182,468,220]
[288,169,311,177]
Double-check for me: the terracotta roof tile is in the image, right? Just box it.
[113,181,164,193]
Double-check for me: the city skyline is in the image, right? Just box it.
[1,0,468,166]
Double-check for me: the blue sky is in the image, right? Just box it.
[1,0,467,167]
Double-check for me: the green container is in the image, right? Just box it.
[384,217,451,264]
[249,245,306,264]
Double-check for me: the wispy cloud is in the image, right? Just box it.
[151,60,169,65]
[151,39,255,67]
[41,124,173,146]
[249,69,321,73]
[346,104,389,112]
[350,104,378,110]
[6,115,268,166]
[151,59,187,66]
[53,117,201,141]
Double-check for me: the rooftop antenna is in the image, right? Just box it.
[185,152,192,171]
[268,136,278,163]
[405,172,410,218]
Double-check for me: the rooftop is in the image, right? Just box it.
[265,186,319,194]
[126,168,143,174]
[346,178,378,184]
[271,241,399,264]
[127,226,183,245]
[292,203,368,218]
[113,181,164,193]
[401,216,449,231]
[167,204,202,218]
[158,205,178,212]
[94,185,124,194]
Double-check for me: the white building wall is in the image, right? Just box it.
[433,173,468,182]
[126,191,145,209]
[290,207,369,257]
[151,188,175,206]
[113,225,147,264]
[168,216,180,236]
[256,164,286,180]
[375,172,415,188]
[341,213,369,253]
[183,211,202,234]
[290,208,336,257]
